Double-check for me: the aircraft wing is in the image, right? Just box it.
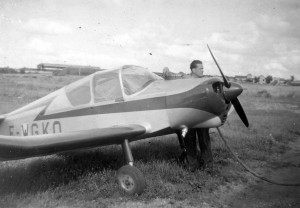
[0,124,146,160]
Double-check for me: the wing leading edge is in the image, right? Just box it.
[0,124,146,160]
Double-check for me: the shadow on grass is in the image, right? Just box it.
[0,135,181,196]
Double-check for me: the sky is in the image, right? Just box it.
[0,0,299,79]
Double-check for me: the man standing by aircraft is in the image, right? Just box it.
[184,60,213,171]
[168,60,213,171]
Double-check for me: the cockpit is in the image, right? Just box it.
[64,65,161,107]
[121,65,161,96]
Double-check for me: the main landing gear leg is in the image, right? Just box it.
[117,139,146,195]
[176,128,189,164]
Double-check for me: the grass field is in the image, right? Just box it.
[0,74,299,208]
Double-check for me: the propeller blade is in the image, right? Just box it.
[207,44,231,88]
[231,98,249,127]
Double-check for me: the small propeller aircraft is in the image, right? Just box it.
[0,46,248,195]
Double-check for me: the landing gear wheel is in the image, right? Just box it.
[117,165,146,195]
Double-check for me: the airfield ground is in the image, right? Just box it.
[0,74,299,208]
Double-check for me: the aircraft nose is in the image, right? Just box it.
[223,83,243,102]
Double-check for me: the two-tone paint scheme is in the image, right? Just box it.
[0,63,246,195]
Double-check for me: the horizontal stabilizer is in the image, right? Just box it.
[0,124,146,160]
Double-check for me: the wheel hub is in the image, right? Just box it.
[120,174,135,191]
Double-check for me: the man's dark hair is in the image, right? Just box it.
[190,60,202,70]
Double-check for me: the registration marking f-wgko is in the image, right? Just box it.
[9,121,62,136]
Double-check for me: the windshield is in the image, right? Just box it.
[122,65,161,95]
[93,70,123,102]
[65,80,91,106]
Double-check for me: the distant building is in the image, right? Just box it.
[271,77,285,85]
[37,63,101,72]
[19,67,39,74]
[234,74,253,83]
[227,76,235,82]
[246,73,252,79]
[258,75,266,84]
[234,75,247,83]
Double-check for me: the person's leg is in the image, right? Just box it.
[196,128,213,169]
[184,129,199,171]
[175,130,187,164]
[175,130,185,151]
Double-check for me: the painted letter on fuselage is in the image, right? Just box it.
[21,123,29,136]
[9,125,14,136]
[31,123,39,135]
[53,121,62,133]
[8,121,62,136]
[42,122,49,134]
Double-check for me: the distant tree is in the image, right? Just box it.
[0,67,17,74]
[291,75,295,82]
[254,76,259,83]
[19,68,25,74]
[265,75,273,84]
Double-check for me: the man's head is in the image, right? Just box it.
[190,60,203,77]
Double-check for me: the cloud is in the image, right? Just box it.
[209,33,246,51]
[22,18,72,35]
[26,38,54,54]
[201,10,300,78]
[208,21,260,53]
[1,0,299,79]
[264,62,288,75]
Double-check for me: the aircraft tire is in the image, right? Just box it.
[117,165,146,195]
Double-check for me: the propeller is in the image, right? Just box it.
[231,98,249,127]
[207,44,249,127]
[207,44,231,88]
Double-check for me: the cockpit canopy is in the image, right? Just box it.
[121,65,161,96]
[93,70,122,103]
[64,65,161,107]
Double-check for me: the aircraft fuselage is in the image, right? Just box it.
[0,77,231,141]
